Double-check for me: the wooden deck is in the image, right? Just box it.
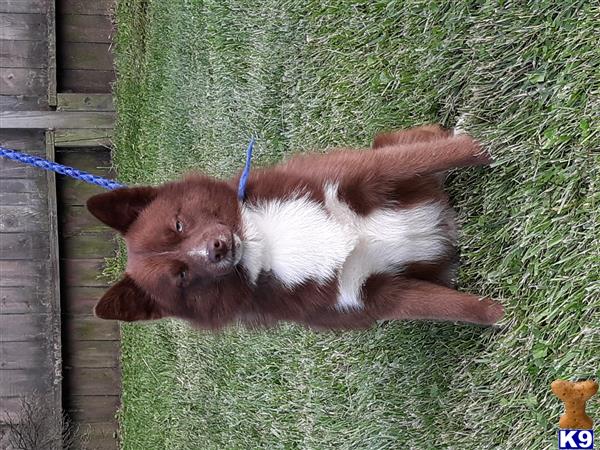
[57,0,115,94]
[0,129,62,449]
[1,0,120,448]
[58,147,120,449]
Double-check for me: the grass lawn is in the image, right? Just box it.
[112,1,599,448]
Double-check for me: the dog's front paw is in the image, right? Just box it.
[456,134,493,166]
[481,298,504,325]
[474,148,494,166]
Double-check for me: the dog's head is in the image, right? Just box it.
[87,174,247,325]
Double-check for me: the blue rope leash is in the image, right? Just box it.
[1,138,254,196]
[237,137,255,201]
[0,146,125,190]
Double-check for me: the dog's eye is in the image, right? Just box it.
[179,270,187,280]
[175,220,184,233]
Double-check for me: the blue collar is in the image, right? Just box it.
[237,138,255,201]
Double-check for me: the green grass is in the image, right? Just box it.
[112,1,599,448]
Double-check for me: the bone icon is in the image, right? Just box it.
[551,379,598,429]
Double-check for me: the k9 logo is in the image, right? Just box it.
[559,430,594,450]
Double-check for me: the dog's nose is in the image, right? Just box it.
[207,238,229,263]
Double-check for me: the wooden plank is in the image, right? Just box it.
[0,159,48,178]
[0,192,45,207]
[54,128,112,147]
[0,94,49,110]
[61,258,110,287]
[63,297,96,316]
[61,286,106,315]
[0,40,47,68]
[68,395,120,423]
[0,367,51,396]
[0,129,45,150]
[60,14,113,43]
[61,42,113,70]
[0,0,45,13]
[0,425,13,450]
[60,69,114,93]
[0,129,46,176]
[56,94,114,111]
[0,205,49,232]
[0,340,47,369]
[1,398,25,423]
[64,367,120,396]
[57,177,107,205]
[66,340,119,368]
[0,111,115,129]
[0,313,48,341]
[0,286,50,314]
[62,232,116,259]
[0,13,46,40]
[57,147,112,172]
[0,67,47,96]
[46,0,56,106]
[0,232,48,259]
[64,314,120,340]
[0,393,54,422]
[0,177,46,193]
[73,421,119,450]
[45,130,63,443]
[59,204,112,235]
[0,260,48,286]
[60,0,114,15]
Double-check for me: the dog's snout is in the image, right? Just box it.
[208,238,229,263]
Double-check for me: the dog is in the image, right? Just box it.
[87,124,504,330]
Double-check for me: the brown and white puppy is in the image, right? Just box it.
[87,125,504,330]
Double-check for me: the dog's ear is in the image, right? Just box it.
[86,186,158,234]
[94,275,166,322]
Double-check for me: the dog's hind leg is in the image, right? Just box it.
[372,124,453,148]
[369,277,504,326]
[372,134,492,175]
[303,276,503,330]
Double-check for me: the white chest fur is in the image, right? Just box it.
[240,185,451,309]
[240,196,357,288]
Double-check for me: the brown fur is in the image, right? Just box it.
[87,125,503,330]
